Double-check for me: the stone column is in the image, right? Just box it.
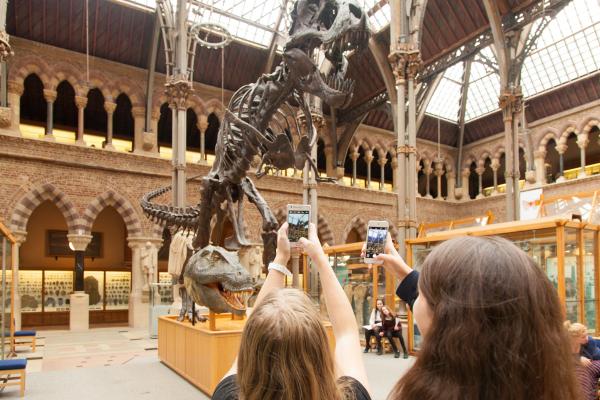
[132,106,151,154]
[475,163,485,199]
[43,89,57,140]
[11,230,27,331]
[415,163,421,197]
[128,237,162,329]
[434,160,444,200]
[336,165,345,184]
[577,133,589,178]
[74,95,87,144]
[5,80,23,136]
[423,161,433,199]
[378,157,387,190]
[364,150,373,189]
[391,156,398,190]
[103,101,116,150]
[556,144,567,183]
[324,144,335,178]
[461,168,471,200]
[533,150,546,185]
[197,114,208,164]
[491,158,500,194]
[66,233,93,331]
[351,151,359,187]
[446,170,456,201]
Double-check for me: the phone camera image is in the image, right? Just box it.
[288,210,310,242]
[366,227,387,258]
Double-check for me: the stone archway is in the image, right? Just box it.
[82,190,142,237]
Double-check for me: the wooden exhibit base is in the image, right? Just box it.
[158,314,335,396]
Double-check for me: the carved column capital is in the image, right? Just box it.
[533,150,546,159]
[104,101,117,114]
[577,133,589,149]
[406,51,422,80]
[391,157,398,169]
[364,150,374,164]
[378,157,387,167]
[388,51,408,83]
[350,151,360,161]
[389,45,421,84]
[446,170,456,180]
[66,234,93,251]
[491,158,501,171]
[197,114,209,132]
[75,96,88,109]
[475,166,485,176]
[461,167,471,178]
[499,88,523,121]
[132,106,145,118]
[0,31,14,62]
[165,74,193,110]
[556,144,567,155]
[43,89,57,103]
[7,80,23,96]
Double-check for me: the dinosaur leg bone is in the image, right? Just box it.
[240,177,279,270]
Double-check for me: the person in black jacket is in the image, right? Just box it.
[378,305,408,359]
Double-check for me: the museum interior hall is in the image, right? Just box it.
[0,0,599,398]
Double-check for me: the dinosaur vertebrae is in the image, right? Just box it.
[140,185,200,231]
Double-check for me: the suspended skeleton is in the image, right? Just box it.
[142,0,370,319]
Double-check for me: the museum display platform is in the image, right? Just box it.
[158,313,335,396]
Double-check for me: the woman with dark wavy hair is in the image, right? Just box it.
[370,235,580,400]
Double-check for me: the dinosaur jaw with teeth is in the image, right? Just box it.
[204,283,253,311]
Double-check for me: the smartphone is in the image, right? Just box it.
[364,220,389,264]
[287,204,311,246]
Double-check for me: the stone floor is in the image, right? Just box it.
[2,327,413,400]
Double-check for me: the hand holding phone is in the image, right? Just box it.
[287,204,311,247]
[364,220,389,264]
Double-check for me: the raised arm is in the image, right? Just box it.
[299,224,371,393]
[222,223,291,378]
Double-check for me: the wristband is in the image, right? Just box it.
[268,262,292,277]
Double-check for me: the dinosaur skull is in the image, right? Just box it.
[183,245,254,315]
[285,0,369,109]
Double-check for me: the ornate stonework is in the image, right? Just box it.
[0,107,12,128]
[0,31,13,62]
[165,74,193,110]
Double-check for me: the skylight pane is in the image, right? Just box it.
[363,0,390,32]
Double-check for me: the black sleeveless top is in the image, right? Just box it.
[212,374,372,400]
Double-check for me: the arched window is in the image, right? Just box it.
[317,139,327,174]
[563,132,580,172]
[384,153,393,187]
[114,93,134,141]
[356,146,368,188]
[371,150,382,185]
[205,113,220,155]
[186,108,200,151]
[20,74,46,124]
[482,157,493,194]
[468,161,478,199]
[343,148,354,180]
[546,140,559,183]
[498,153,506,186]
[417,160,426,196]
[84,88,107,135]
[587,126,600,166]
[54,81,77,130]
[157,103,172,148]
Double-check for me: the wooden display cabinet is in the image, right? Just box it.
[405,217,600,353]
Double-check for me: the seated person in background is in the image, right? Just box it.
[378,305,408,359]
[212,223,371,400]
[364,298,384,353]
[565,321,600,400]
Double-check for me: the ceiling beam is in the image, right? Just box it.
[420,0,570,82]
[263,0,289,74]
[455,58,472,185]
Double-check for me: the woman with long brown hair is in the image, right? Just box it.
[371,235,579,400]
[212,223,371,400]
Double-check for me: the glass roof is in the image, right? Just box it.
[426,0,600,123]
[120,0,391,47]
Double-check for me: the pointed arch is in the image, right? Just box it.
[342,216,368,243]
[10,183,80,233]
[82,191,142,237]
[317,214,334,246]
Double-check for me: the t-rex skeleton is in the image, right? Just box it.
[141,0,370,317]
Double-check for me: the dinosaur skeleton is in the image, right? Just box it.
[141,0,370,317]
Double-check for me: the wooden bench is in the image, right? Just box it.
[0,358,26,397]
[10,330,36,353]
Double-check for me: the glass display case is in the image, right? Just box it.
[302,243,396,332]
[84,271,104,311]
[19,270,43,312]
[406,217,599,353]
[157,272,174,304]
[105,271,131,310]
[44,270,73,311]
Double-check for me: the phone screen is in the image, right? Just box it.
[365,226,388,259]
[288,209,310,242]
